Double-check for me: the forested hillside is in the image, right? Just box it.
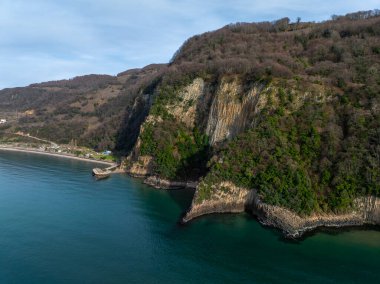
[0,64,166,152]
[131,10,380,214]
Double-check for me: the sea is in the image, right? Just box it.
[0,150,379,283]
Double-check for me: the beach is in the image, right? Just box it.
[0,145,115,166]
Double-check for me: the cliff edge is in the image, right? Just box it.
[183,182,380,238]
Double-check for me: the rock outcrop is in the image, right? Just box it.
[127,155,154,177]
[251,194,380,238]
[168,78,205,128]
[183,182,380,238]
[182,181,251,222]
[144,176,197,190]
[205,78,267,144]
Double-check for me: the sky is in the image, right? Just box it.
[0,0,378,89]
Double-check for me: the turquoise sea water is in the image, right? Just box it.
[0,151,379,284]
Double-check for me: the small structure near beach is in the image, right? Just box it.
[92,164,119,180]
[92,168,111,180]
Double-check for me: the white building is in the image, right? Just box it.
[0,119,6,124]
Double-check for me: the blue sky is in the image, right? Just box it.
[0,0,378,89]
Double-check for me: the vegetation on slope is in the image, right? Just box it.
[137,11,380,214]
[172,10,380,92]
[0,65,167,152]
[140,121,209,180]
[138,79,210,180]
[197,80,380,214]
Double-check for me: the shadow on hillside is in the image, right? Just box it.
[113,94,152,155]
[173,146,211,182]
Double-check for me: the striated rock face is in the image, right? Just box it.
[126,76,269,179]
[205,78,267,144]
[357,196,380,224]
[251,194,380,238]
[183,182,380,238]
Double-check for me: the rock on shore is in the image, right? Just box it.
[143,176,197,190]
[183,182,380,238]
[182,181,251,222]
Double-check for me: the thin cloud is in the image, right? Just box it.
[0,0,378,88]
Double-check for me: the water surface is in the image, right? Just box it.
[0,151,379,283]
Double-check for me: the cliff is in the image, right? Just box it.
[254,195,380,238]
[183,182,380,238]
[182,181,251,221]
[125,57,379,238]
[205,79,268,144]
[125,75,273,185]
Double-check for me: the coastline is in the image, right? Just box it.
[0,146,115,166]
[249,195,380,238]
[182,183,380,238]
[127,168,380,238]
[18,143,375,239]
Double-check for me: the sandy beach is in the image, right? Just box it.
[0,146,116,166]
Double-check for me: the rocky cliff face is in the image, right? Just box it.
[128,155,154,177]
[182,181,251,222]
[168,78,205,129]
[125,76,271,187]
[205,78,267,144]
[124,73,380,238]
[251,195,380,238]
[129,77,275,169]
[183,182,380,238]
[126,76,271,175]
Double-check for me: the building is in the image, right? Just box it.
[102,150,112,155]
[0,119,7,124]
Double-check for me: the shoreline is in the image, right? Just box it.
[0,146,115,166]
[182,183,380,238]
[10,143,375,239]
[183,199,379,239]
